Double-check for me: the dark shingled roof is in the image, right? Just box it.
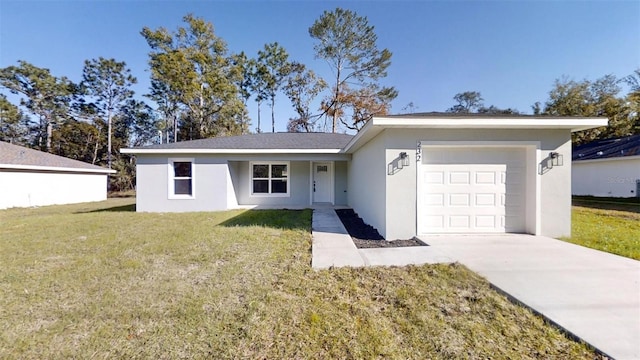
[137,132,354,150]
[0,141,111,171]
[573,135,640,161]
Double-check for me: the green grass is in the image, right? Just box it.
[564,205,640,260]
[0,199,597,359]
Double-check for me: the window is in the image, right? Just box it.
[168,158,194,199]
[251,162,289,196]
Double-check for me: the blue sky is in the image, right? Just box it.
[1,0,638,133]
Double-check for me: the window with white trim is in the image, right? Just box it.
[168,158,195,199]
[251,162,289,196]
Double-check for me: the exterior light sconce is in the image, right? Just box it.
[549,152,563,167]
[388,152,410,175]
[400,152,410,167]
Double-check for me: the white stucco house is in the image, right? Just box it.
[0,141,115,209]
[122,114,607,239]
[572,134,640,198]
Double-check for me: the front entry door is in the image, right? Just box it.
[313,162,332,203]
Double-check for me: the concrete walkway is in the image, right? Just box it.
[311,208,364,269]
[311,211,640,359]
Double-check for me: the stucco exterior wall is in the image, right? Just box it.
[135,154,351,211]
[377,128,572,239]
[135,155,231,212]
[233,160,310,206]
[572,156,640,197]
[0,170,107,209]
[348,132,387,237]
[334,161,348,205]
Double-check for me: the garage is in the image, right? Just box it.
[418,147,527,234]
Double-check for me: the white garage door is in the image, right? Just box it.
[418,148,526,234]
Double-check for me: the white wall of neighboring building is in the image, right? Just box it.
[0,170,108,209]
[572,156,640,198]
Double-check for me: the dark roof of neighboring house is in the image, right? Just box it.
[0,141,113,172]
[573,135,640,161]
[138,132,354,150]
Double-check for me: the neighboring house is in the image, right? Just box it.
[0,141,115,209]
[572,134,640,198]
[122,114,606,239]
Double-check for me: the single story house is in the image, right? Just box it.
[0,141,115,209]
[122,114,607,239]
[572,134,640,198]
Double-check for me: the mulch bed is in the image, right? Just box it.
[334,209,427,249]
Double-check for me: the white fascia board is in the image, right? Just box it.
[342,116,609,154]
[120,148,343,155]
[0,163,116,174]
[341,120,382,153]
[572,154,640,164]
[371,117,608,131]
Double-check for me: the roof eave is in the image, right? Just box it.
[371,116,608,131]
[0,164,116,174]
[573,154,640,163]
[343,116,608,153]
[120,148,344,155]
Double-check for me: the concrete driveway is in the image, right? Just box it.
[420,234,640,360]
[311,209,639,359]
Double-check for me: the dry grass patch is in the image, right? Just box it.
[0,199,597,359]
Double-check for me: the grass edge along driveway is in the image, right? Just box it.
[0,198,598,359]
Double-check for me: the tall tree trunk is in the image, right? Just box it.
[173,113,177,143]
[107,108,112,170]
[257,101,261,133]
[46,121,53,152]
[332,67,341,133]
[271,96,275,133]
[107,108,112,192]
[92,133,99,165]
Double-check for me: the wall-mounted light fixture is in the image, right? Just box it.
[388,152,410,175]
[549,152,563,167]
[400,152,410,167]
[539,151,564,175]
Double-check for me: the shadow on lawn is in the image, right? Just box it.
[77,204,136,213]
[220,209,311,231]
[573,196,640,214]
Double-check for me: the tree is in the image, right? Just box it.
[447,91,484,113]
[477,105,520,115]
[257,42,291,133]
[543,75,633,144]
[284,62,327,132]
[119,99,159,147]
[338,83,397,130]
[447,91,518,115]
[309,7,396,132]
[624,69,640,132]
[230,51,254,134]
[50,119,100,164]
[81,57,137,170]
[141,14,245,140]
[147,80,179,142]
[250,62,269,133]
[0,61,76,152]
[0,94,29,144]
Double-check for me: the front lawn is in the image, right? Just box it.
[565,205,640,260]
[0,199,596,359]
